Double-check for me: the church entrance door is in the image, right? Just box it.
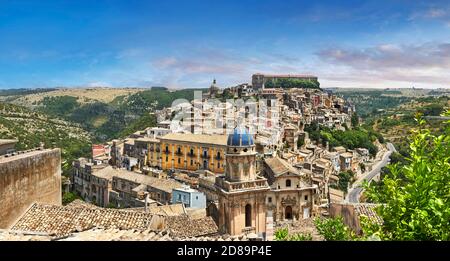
[285,206,293,220]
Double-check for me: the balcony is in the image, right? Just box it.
[175,151,183,156]
[215,177,269,193]
[242,227,256,234]
[164,150,171,154]
[215,155,222,160]
[188,153,196,158]
[201,154,209,159]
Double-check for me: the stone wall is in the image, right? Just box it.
[0,148,61,229]
[329,203,360,234]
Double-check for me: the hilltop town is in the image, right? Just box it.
[0,74,394,241]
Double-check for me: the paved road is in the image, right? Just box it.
[347,143,396,203]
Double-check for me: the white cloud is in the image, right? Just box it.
[316,42,450,88]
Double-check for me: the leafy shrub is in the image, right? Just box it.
[363,111,450,240]
[314,217,355,241]
[274,227,313,241]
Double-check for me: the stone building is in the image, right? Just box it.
[283,124,299,151]
[171,185,207,209]
[263,157,316,222]
[0,139,17,155]
[0,146,61,229]
[203,79,221,99]
[215,127,270,237]
[109,170,183,207]
[159,133,227,174]
[72,158,110,201]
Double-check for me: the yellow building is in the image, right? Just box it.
[159,133,227,173]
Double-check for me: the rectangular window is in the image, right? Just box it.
[178,158,181,164]
[190,159,193,166]
[268,197,272,203]
[304,195,308,201]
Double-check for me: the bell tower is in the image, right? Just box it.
[215,127,270,237]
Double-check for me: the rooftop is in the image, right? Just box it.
[341,152,353,158]
[6,202,220,240]
[113,170,183,193]
[10,203,162,237]
[0,227,247,241]
[91,165,117,180]
[160,133,227,146]
[264,157,300,177]
[135,137,159,143]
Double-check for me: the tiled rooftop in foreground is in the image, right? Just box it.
[9,202,219,239]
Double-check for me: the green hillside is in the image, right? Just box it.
[35,87,204,142]
[0,102,92,175]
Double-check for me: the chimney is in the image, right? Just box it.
[144,192,149,213]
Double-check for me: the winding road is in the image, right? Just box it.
[346,143,396,203]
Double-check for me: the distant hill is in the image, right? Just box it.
[364,95,449,157]
[0,87,207,174]
[1,87,144,107]
[0,102,92,174]
[0,87,207,142]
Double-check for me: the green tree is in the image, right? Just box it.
[337,170,355,193]
[363,111,450,240]
[274,227,313,241]
[62,192,81,205]
[351,113,359,128]
[297,135,305,148]
[314,217,355,241]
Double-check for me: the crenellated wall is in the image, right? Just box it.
[0,148,61,229]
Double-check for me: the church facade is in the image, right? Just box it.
[215,127,270,237]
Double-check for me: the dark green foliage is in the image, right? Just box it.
[119,113,157,137]
[0,102,92,175]
[62,192,82,205]
[297,135,305,148]
[351,113,359,127]
[274,227,312,241]
[0,88,55,96]
[337,170,356,193]
[333,90,412,118]
[360,163,366,173]
[217,88,235,101]
[107,203,118,208]
[363,112,450,240]
[305,123,379,156]
[314,217,355,241]
[418,103,444,116]
[34,87,202,142]
[39,96,79,117]
[126,87,203,113]
[264,78,320,89]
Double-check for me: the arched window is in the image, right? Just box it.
[286,179,292,187]
[245,204,252,227]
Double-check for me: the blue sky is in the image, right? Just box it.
[0,0,449,89]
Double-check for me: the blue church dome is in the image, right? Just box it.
[227,127,254,147]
